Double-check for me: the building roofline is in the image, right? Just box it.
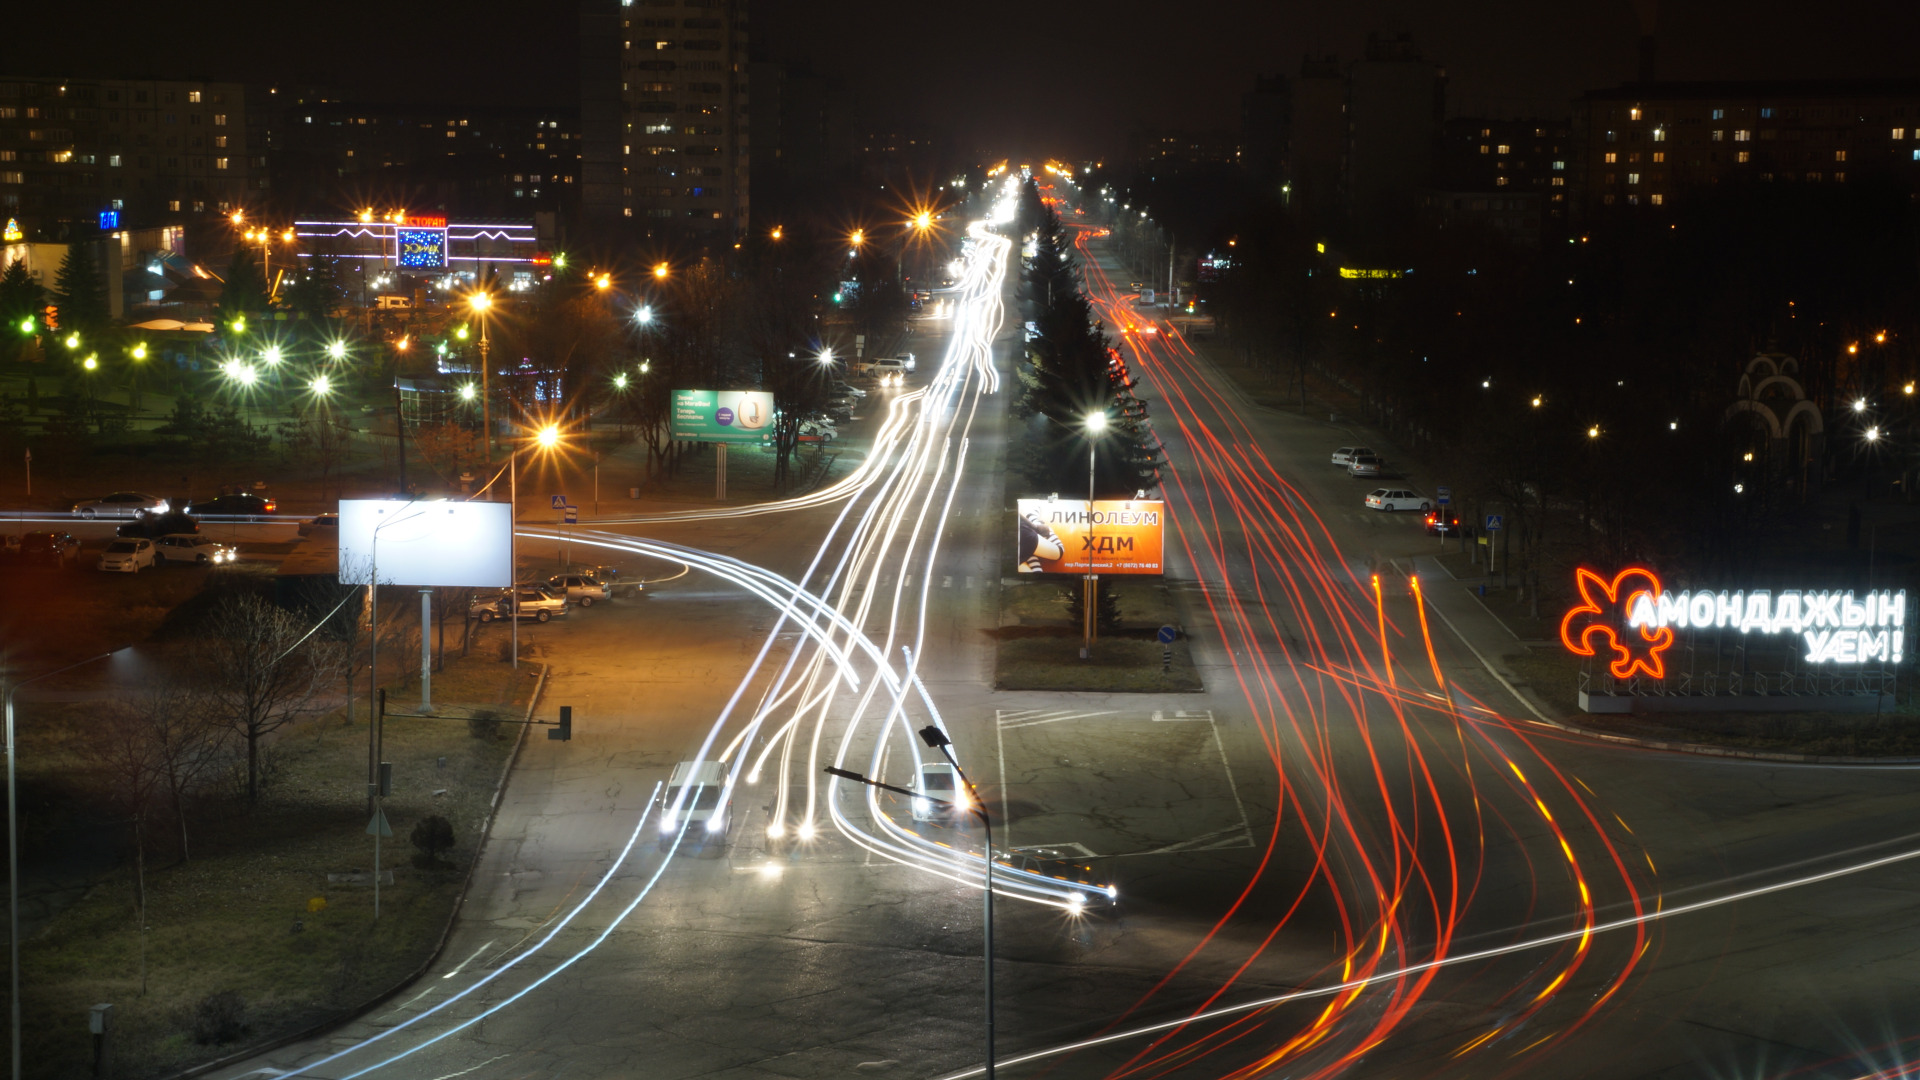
[1585,79,1920,101]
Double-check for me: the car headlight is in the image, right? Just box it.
[912,798,931,816]
[660,812,677,831]
[704,816,725,833]
[1106,885,1119,900]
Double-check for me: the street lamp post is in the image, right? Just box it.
[470,291,494,469]
[1082,412,1107,659]
[823,722,996,1080]
[8,651,116,1080]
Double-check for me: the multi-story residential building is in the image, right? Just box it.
[1422,116,1572,245]
[580,0,750,248]
[1576,80,1920,212]
[0,76,259,239]
[1345,33,1446,225]
[265,97,582,222]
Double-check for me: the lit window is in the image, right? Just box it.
[214,136,226,148]
[1734,130,1751,142]
[1653,152,1665,162]
[1651,193,1664,205]
[1914,149,1920,160]
[1628,172,1641,184]
[214,157,228,170]
[168,199,180,211]
[1478,144,1488,154]
[213,114,226,126]
[1808,172,1822,181]
[1628,194,1640,205]
[1552,160,1565,170]
[1737,151,1751,163]
[1894,128,1907,140]
[1605,151,1617,163]
[1496,176,1509,186]
[1496,144,1510,154]
[1834,149,1847,162]
[1712,108,1725,120]
[0,171,20,185]
[1629,107,1642,121]
[1652,129,1666,142]
[1760,107,1774,119]
[188,91,201,103]
[108,154,121,166]
[1711,130,1724,142]
[445,130,456,138]
[1603,194,1616,205]
[1836,172,1846,182]
[1605,130,1616,142]
[1551,177,1565,186]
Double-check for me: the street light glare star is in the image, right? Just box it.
[1086,412,1108,433]
[634,305,654,325]
[536,425,561,449]
[469,291,492,313]
[613,373,628,389]
[459,383,477,401]
[1854,398,1869,412]
[262,346,282,365]
[312,375,331,395]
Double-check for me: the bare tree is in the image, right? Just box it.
[198,594,344,804]
[138,682,226,861]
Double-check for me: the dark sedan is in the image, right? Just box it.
[187,494,279,517]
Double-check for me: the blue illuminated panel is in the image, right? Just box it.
[395,227,448,269]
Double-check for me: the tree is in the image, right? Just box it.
[218,245,270,325]
[0,259,42,362]
[284,255,342,324]
[197,593,342,804]
[410,814,455,867]
[52,243,108,335]
[85,682,226,862]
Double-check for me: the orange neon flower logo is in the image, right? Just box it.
[1559,567,1674,679]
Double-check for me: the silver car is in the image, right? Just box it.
[98,538,156,573]
[545,573,612,606]
[72,492,169,519]
[471,585,569,624]
[153,534,237,565]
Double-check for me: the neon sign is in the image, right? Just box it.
[1562,566,1907,669]
[395,227,448,269]
[1561,567,1674,678]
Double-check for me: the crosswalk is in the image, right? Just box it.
[996,707,1121,730]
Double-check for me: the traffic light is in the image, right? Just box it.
[549,705,572,741]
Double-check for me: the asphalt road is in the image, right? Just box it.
[202,208,1920,1080]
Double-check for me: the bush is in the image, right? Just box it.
[189,990,247,1045]
[466,710,503,740]
[410,814,455,862]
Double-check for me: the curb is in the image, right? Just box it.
[165,661,551,1080]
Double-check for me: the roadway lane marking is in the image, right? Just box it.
[943,575,953,588]
[996,709,1117,729]
[1122,823,1255,857]
[1152,709,1214,721]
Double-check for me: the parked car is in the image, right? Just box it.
[869,358,909,382]
[119,508,199,539]
[0,535,18,556]
[1365,488,1431,512]
[1424,511,1464,536]
[545,573,612,606]
[298,514,340,538]
[1331,446,1377,467]
[470,585,568,623]
[912,762,965,823]
[797,419,838,444]
[71,492,169,519]
[824,397,855,422]
[1347,455,1384,478]
[97,538,156,573]
[187,493,278,516]
[832,380,867,400]
[19,532,80,568]
[154,534,238,565]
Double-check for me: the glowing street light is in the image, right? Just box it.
[63,333,79,350]
[850,229,865,248]
[770,226,784,241]
[130,343,147,361]
[262,345,282,366]
[311,375,332,396]
[913,212,933,231]
[1865,426,1882,442]
[634,304,654,325]
[652,262,669,280]
[1905,382,1916,396]
[468,291,492,314]
[231,316,247,335]
[1587,425,1600,439]
[536,424,561,450]
[1530,395,1543,408]
[16,317,32,335]
[327,340,347,360]
[81,354,98,371]
[594,273,612,290]
[458,383,477,401]
[613,373,629,390]
[639,360,651,375]
[1854,398,1869,412]
[819,347,835,365]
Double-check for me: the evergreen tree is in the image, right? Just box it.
[0,260,43,362]
[218,245,270,324]
[52,244,108,334]
[284,255,342,324]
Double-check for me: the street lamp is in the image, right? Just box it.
[634,304,654,326]
[469,290,495,466]
[652,262,669,280]
[262,345,282,366]
[506,423,566,666]
[311,375,332,397]
[1081,412,1108,660]
[327,340,348,361]
[8,651,117,1080]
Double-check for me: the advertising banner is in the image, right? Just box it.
[1016,499,1165,575]
[338,500,512,587]
[670,389,775,443]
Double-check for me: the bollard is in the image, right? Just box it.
[90,1003,114,1078]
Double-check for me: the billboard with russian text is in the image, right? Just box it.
[1016,499,1165,575]
[670,389,775,443]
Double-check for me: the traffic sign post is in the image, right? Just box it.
[1158,625,1177,672]
[551,494,568,510]
[1436,486,1451,505]
[1484,515,1504,577]
[563,506,578,524]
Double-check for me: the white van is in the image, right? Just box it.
[659,760,732,854]
[912,761,964,823]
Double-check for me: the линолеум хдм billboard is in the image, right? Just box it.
[1016,499,1164,575]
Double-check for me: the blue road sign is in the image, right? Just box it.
[1157,625,1178,644]
[563,507,579,524]
[1436,486,1451,505]
[1485,514,1503,531]
[551,495,569,510]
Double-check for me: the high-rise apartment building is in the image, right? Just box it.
[0,76,260,239]
[1345,33,1446,224]
[580,0,749,248]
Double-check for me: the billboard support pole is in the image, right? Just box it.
[511,452,519,669]
[716,442,727,501]
[419,588,433,712]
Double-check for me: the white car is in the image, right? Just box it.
[97,538,156,573]
[912,762,966,823]
[73,492,168,519]
[1365,488,1430,512]
[153,534,237,565]
[1330,447,1377,467]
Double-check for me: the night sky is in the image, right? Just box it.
[15,0,1919,159]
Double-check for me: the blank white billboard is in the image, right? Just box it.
[337,500,513,587]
